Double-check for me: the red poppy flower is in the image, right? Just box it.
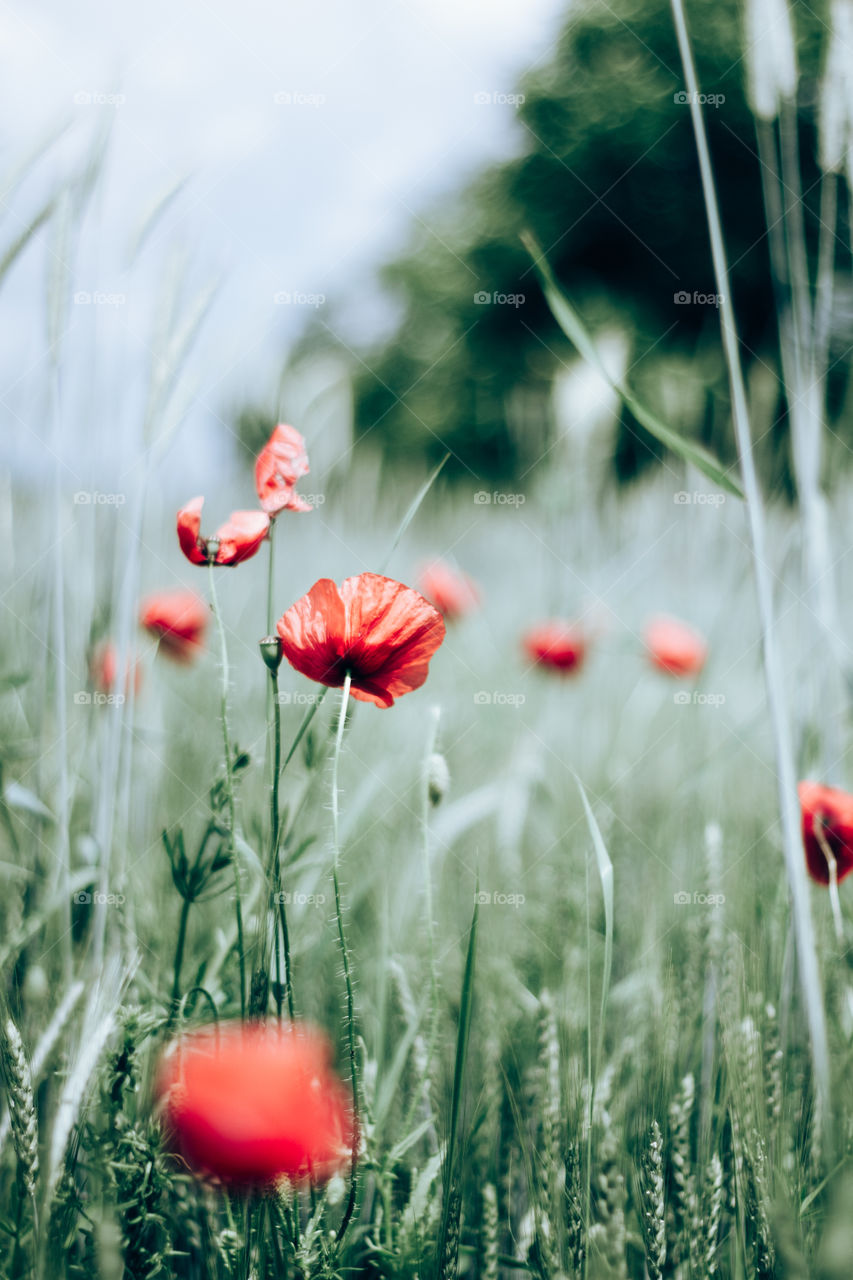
[523,621,586,673]
[276,572,445,708]
[644,615,707,677]
[177,497,270,566]
[139,590,208,662]
[255,424,312,516]
[417,559,479,621]
[89,641,142,696]
[798,781,853,886]
[157,1022,351,1185]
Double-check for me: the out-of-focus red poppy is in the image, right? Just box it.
[276,572,445,708]
[255,424,312,516]
[523,621,586,673]
[798,781,853,886]
[89,641,142,697]
[157,1022,351,1185]
[177,497,270,567]
[139,590,208,662]
[417,559,479,621]
[644,615,707,677]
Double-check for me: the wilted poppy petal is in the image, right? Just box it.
[255,424,311,516]
[214,511,270,566]
[177,496,207,565]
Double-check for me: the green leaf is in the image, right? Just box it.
[575,775,613,1082]
[521,231,743,499]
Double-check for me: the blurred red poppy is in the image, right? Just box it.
[157,1022,351,1185]
[798,781,853,886]
[418,559,479,621]
[644,615,707,677]
[523,621,586,673]
[89,641,142,697]
[255,424,312,516]
[139,590,208,662]
[277,572,445,708]
[177,497,270,566]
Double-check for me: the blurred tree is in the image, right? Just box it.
[274,0,844,490]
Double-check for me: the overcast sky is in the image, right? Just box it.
[0,0,565,485]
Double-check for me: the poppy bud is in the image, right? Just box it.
[427,752,450,806]
[259,635,283,673]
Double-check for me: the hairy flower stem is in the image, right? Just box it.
[331,673,359,1242]
[208,561,246,1020]
[269,667,294,1022]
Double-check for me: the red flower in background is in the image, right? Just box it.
[140,590,208,662]
[177,497,270,567]
[417,559,479,621]
[255,424,312,515]
[89,641,142,697]
[277,572,445,708]
[523,621,586,673]
[157,1023,351,1185]
[798,781,853,886]
[644,615,707,677]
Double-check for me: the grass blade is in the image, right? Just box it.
[378,453,450,574]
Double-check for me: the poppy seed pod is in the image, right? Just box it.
[259,635,283,673]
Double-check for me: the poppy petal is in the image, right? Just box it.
[255,424,311,515]
[177,496,207,565]
[340,573,445,705]
[214,511,270,566]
